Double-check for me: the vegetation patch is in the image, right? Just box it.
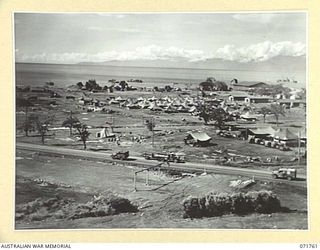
[183,190,282,218]
[16,194,138,222]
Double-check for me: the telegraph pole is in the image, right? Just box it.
[298,131,301,165]
[152,117,155,148]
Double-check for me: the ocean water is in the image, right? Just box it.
[15,63,306,89]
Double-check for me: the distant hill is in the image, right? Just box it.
[78,55,306,72]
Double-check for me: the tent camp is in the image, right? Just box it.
[184,131,212,146]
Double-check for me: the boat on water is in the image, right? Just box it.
[277,77,298,84]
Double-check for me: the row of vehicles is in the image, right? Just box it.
[111,151,185,163]
[142,152,185,163]
[110,151,298,181]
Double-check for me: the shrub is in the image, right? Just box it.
[183,190,282,219]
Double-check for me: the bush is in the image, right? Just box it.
[183,190,282,219]
[16,194,138,222]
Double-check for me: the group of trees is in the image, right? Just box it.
[17,98,90,149]
[60,112,91,149]
[77,79,102,92]
[197,102,286,127]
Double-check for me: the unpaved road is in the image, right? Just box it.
[16,142,307,187]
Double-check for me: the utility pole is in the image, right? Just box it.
[298,131,301,165]
[152,117,155,148]
[70,111,73,135]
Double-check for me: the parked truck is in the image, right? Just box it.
[271,168,297,180]
[111,151,129,160]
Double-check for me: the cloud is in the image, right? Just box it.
[232,13,277,24]
[211,41,306,63]
[16,41,306,64]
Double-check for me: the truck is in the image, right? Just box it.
[111,151,129,160]
[271,168,297,181]
[143,152,185,163]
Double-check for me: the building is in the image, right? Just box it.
[244,96,272,104]
[277,99,306,108]
[228,94,247,102]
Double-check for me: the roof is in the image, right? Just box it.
[241,112,257,119]
[246,96,271,100]
[277,99,306,104]
[274,128,298,140]
[249,126,278,136]
[235,81,268,87]
[188,132,212,142]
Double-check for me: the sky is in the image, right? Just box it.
[14,12,306,64]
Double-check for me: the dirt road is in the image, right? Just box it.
[16,142,307,187]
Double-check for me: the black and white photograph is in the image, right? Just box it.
[15,12,307,230]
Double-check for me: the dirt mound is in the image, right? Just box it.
[183,190,281,218]
[16,194,138,222]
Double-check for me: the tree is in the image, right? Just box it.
[119,81,128,91]
[198,105,229,128]
[62,112,80,136]
[77,82,84,89]
[210,108,229,128]
[270,104,285,126]
[198,106,211,124]
[75,123,90,150]
[16,98,34,136]
[30,114,54,144]
[85,79,101,91]
[260,106,271,123]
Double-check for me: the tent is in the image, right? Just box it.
[148,103,162,111]
[273,128,299,146]
[240,112,258,121]
[249,127,278,136]
[96,127,115,139]
[185,132,212,146]
[273,128,298,140]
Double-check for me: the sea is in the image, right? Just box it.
[15,63,306,89]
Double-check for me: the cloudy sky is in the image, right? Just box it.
[14,12,306,64]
